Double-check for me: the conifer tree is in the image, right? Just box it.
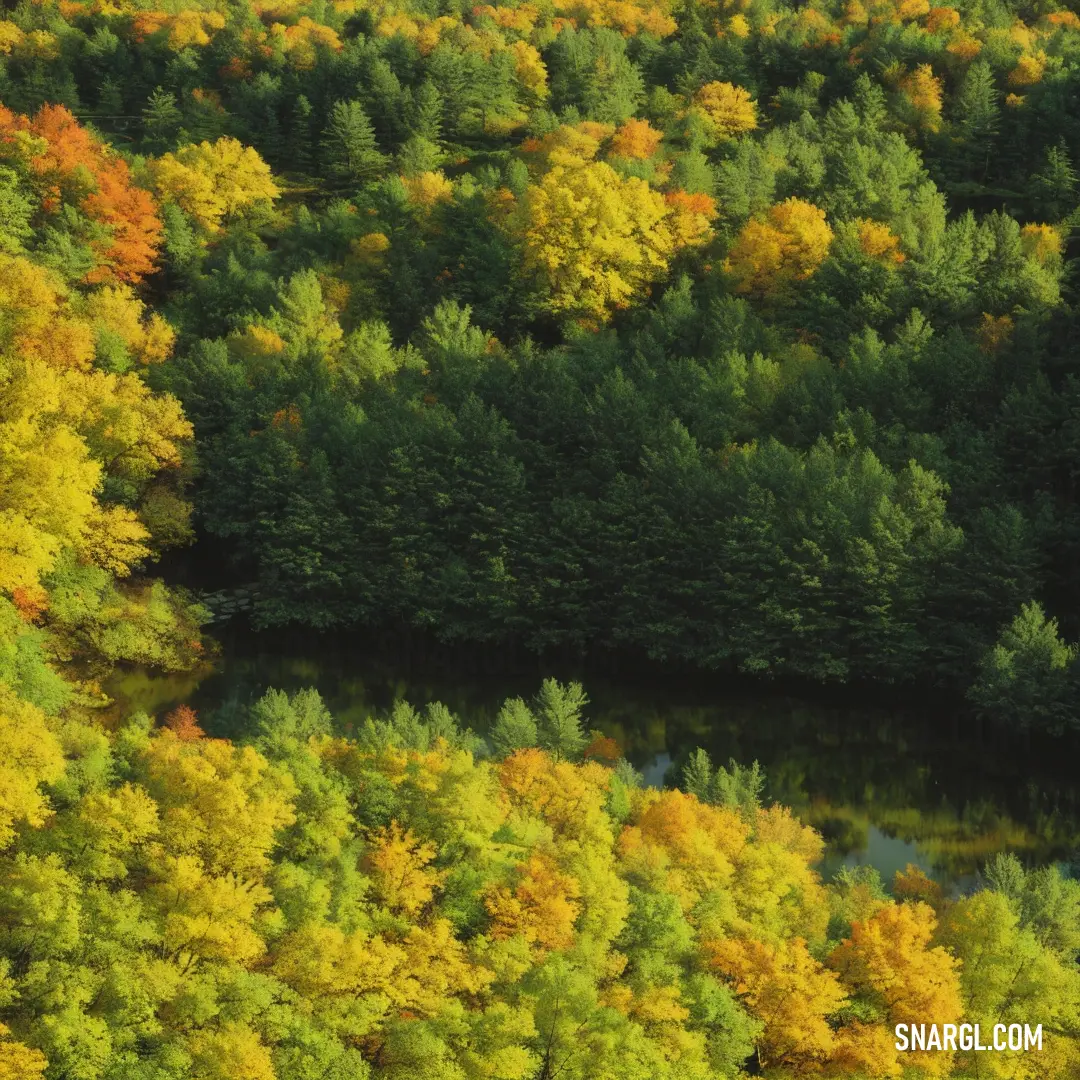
[290,94,314,174]
[321,99,386,186]
[534,679,589,761]
[142,86,181,153]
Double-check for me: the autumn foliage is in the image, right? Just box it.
[0,106,201,692]
[0,104,162,282]
[689,81,759,140]
[4,685,1078,1079]
[725,198,835,298]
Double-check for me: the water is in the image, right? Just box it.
[104,627,1080,894]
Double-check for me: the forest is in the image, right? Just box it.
[1,0,1080,1071]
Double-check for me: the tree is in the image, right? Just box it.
[0,167,32,254]
[610,117,663,159]
[485,851,581,950]
[0,683,64,847]
[0,1023,47,1080]
[534,678,589,761]
[937,889,1080,1078]
[141,86,182,153]
[1032,141,1077,222]
[365,822,443,915]
[689,82,758,141]
[896,64,945,132]
[188,1023,276,1080]
[708,936,847,1071]
[490,697,538,756]
[724,198,834,299]
[513,161,698,322]
[830,902,963,1077]
[0,104,163,283]
[149,137,279,233]
[952,61,999,175]
[681,750,764,816]
[968,602,1079,732]
[321,100,386,186]
[289,94,315,174]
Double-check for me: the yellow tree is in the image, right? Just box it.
[0,1023,47,1080]
[187,1023,275,1080]
[272,921,405,1023]
[724,198,834,299]
[149,854,273,963]
[513,161,694,322]
[854,218,906,265]
[690,81,758,140]
[0,358,100,596]
[897,64,945,131]
[0,683,64,847]
[365,821,444,915]
[0,251,192,599]
[486,851,582,951]
[138,731,296,878]
[401,170,454,208]
[707,935,848,1071]
[610,117,664,159]
[618,789,747,910]
[830,901,963,1078]
[149,137,278,232]
[1020,223,1062,265]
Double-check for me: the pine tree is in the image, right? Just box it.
[490,697,538,757]
[852,73,886,129]
[409,80,443,143]
[142,86,181,153]
[534,679,589,761]
[682,748,715,801]
[320,99,386,186]
[953,61,999,180]
[1032,140,1077,222]
[290,94,314,175]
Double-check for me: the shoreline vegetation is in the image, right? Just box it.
[2,0,1080,1071]
[5,680,1080,1078]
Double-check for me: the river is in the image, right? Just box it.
[104,625,1080,894]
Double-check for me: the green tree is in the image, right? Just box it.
[489,697,538,757]
[968,602,1079,732]
[1032,140,1078,222]
[534,679,589,761]
[321,100,386,186]
[141,86,182,153]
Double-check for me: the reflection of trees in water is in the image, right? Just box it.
[105,634,1080,880]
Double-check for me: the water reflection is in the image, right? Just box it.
[103,630,1080,893]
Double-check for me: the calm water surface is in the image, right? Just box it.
[106,627,1080,893]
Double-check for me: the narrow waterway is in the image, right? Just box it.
[105,625,1080,894]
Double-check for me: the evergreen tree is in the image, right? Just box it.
[320,99,386,186]
[534,679,589,761]
[681,748,715,802]
[409,80,443,143]
[952,61,999,181]
[968,602,1080,733]
[489,697,538,756]
[289,94,314,174]
[141,86,181,153]
[1032,140,1078,222]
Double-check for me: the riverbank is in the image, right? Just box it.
[104,622,1080,893]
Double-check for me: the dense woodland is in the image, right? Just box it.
[3,0,1080,1073]
[1,0,1080,714]
[6,680,1080,1079]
